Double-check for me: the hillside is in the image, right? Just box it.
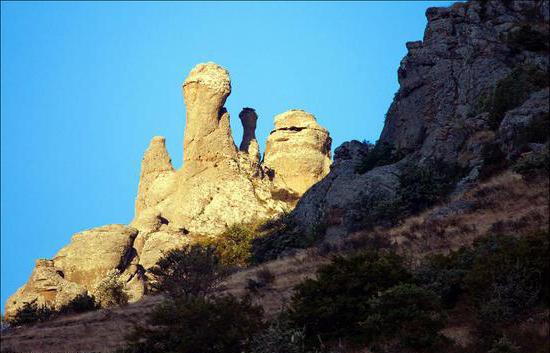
[2,0,549,352]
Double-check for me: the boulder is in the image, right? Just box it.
[53,225,138,290]
[264,110,332,195]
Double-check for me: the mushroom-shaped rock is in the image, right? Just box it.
[135,136,175,216]
[182,62,237,167]
[264,110,332,195]
[239,107,261,164]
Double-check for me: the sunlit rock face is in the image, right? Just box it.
[264,109,332,196]
[5,61,334,316]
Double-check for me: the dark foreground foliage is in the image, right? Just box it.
[148,244,227,298]
[123,295,265,353]
[8,292,98,327]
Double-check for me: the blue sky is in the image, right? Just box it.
[1,1,453,312]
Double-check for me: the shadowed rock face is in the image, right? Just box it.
[239,107,260,164]
[292,0,549,236]
[5,61,334,318]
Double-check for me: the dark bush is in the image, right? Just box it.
[250,316,306,353]
[9,300,54,326]
[252,216,324,263]
[414,254,468,308]
[148,244,227,298]
[464,232,549,323]
[361,284,447,350]
[58,293,98,314]
[356,141,404,174]
[124,295,265,353]
[398,160,462,214]
[288,251,411,345]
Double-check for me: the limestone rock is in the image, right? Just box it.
[182,62,237,169]
[135,136,175,217]
[4,260,87,320]
[264,110,332,195]
[137,231,191,270]
[53,225,138,290]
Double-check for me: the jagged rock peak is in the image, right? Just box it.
[264,110,332,196]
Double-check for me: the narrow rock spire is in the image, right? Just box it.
[182,62,237,166]
[135,136,174,216]
[239,107,260,164]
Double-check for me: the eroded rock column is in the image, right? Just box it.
[182,62,237,166]
[135,136,174,216]
[239,107,261,164]
[264,109,332,195]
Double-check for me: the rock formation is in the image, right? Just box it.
[5,62,332,318]
[239,107,261,164]
[292,0,549,235]
[264,110,332,196]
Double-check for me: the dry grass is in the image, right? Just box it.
[1,171,548,353]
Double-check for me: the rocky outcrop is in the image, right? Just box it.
[6,62,333,317]
[182,62,237,169]
[5,260,87,319]
[264,110,332,195]
[135,136,175,217]
[292,0,549,235]
[239,107,261,164]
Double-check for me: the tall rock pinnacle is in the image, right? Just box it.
[182,62,237,167]
[135,136,174,216]
[239,107,261,164]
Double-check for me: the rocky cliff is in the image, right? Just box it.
[292,0,549,237]
[5,62,332,319]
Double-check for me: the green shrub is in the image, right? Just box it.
[288,251,411,345]
[204,224,256,267]
[58,293,98,314]
[356,141,404,174]
[8,300,54,326]
[148,245,227,298]
[483,65,547,129]
[414,254,468,308]
[93,269,128,308]
[361,284,447,350]
[124,295,265,353]
[464,233,549,323]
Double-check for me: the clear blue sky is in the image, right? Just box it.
[1,1,453,312]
